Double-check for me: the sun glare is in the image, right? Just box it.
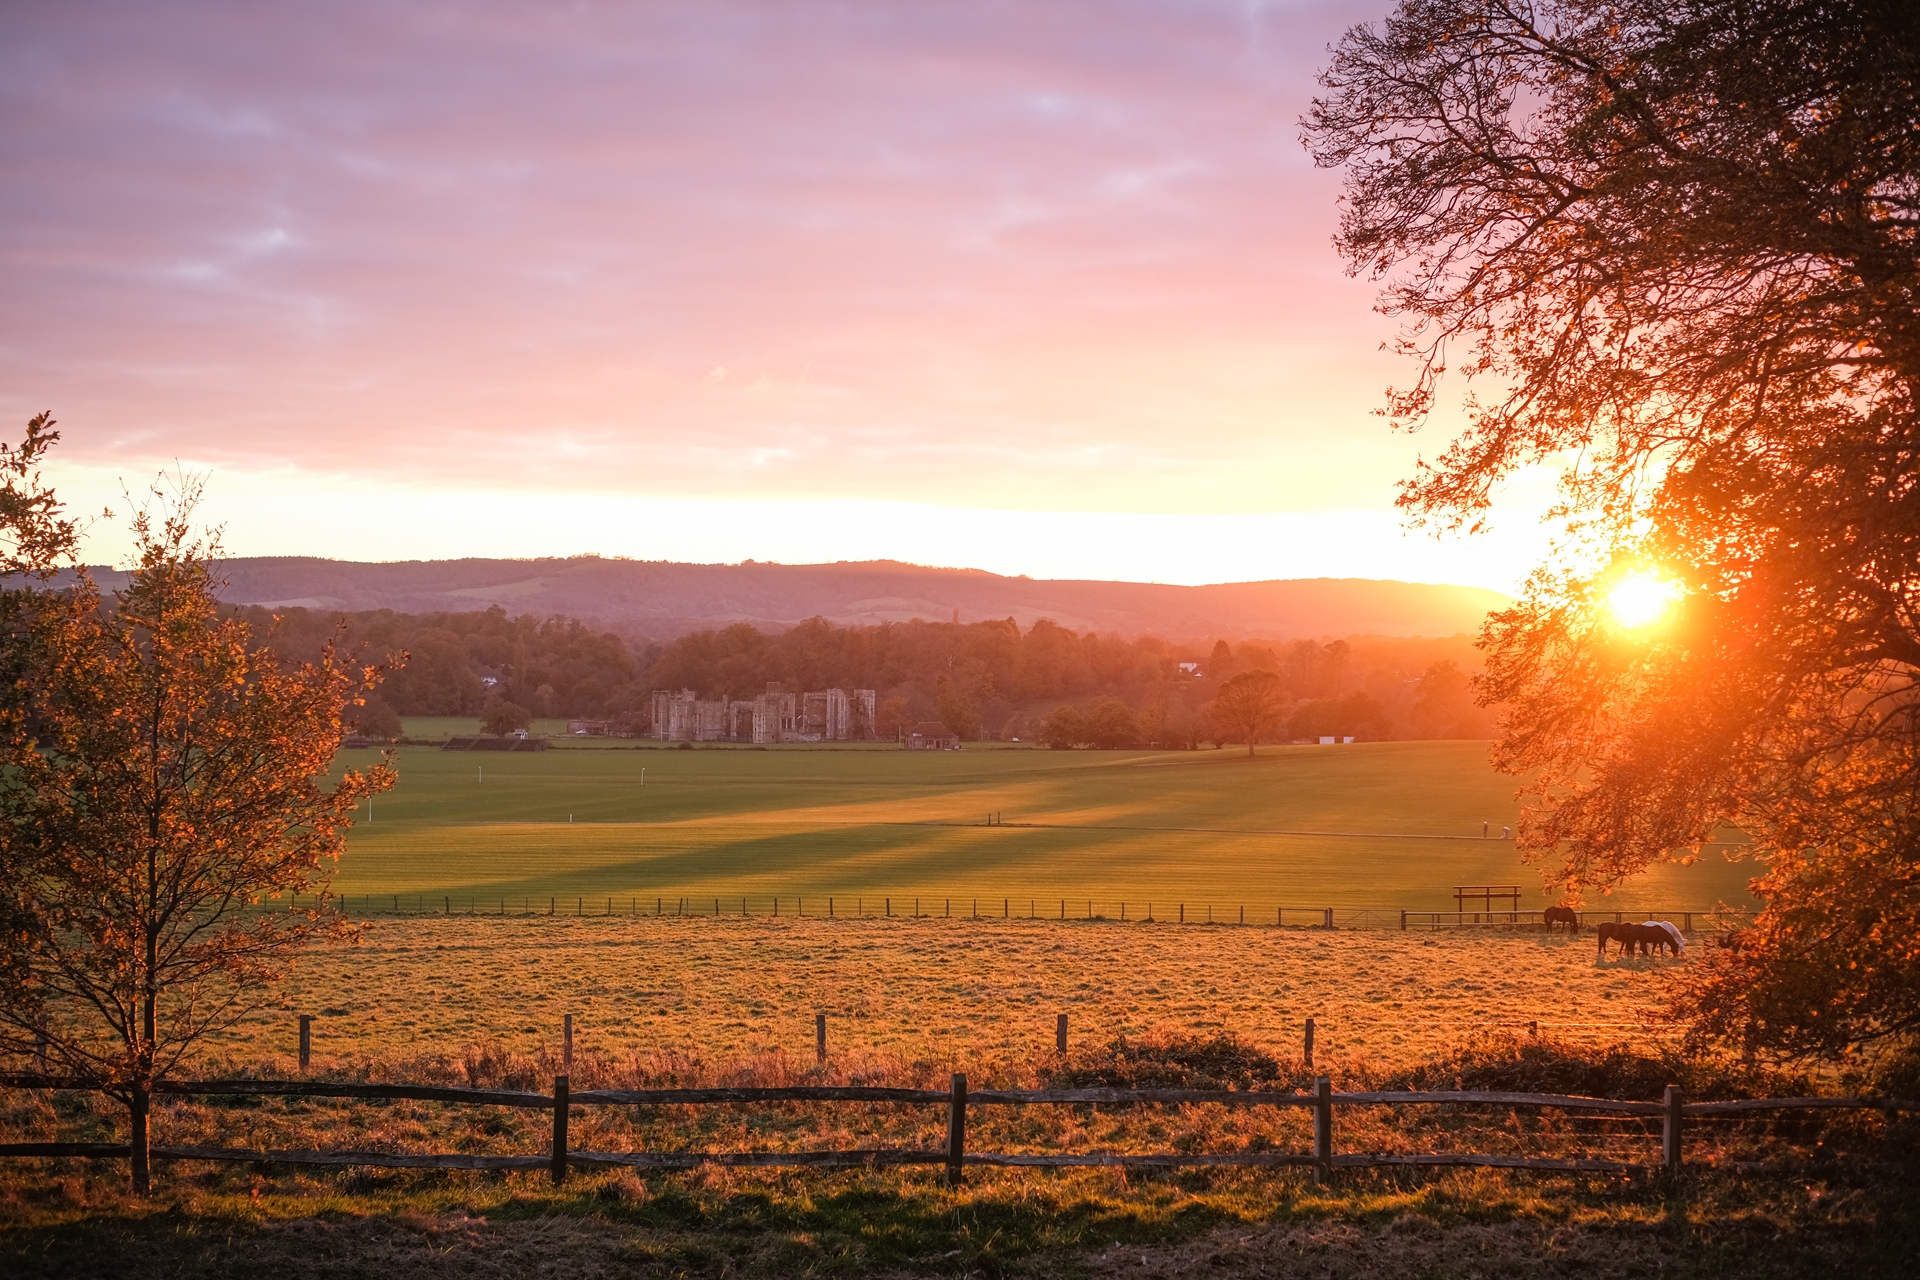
[1607,571,1679,628]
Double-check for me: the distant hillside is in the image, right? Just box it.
[79,557,1509,642]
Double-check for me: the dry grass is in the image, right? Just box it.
[5,917,1915,1277]
[209,914,1678,1067]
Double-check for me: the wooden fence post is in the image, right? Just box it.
[1400,910,1407,931]
[1323,907,1334,929]
[1313,1075,1333,1186]
[1663,1084,1684,1173]
[946,1072,967,1187]
[551,1075,569,1186]
[298,1015,312,1072]
[1304,1017,1316,1069]
[816,1013,827,1062]
[563,1014,573,1070]
[1056,1013,1068,1054]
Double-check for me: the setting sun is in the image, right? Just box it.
[1608,571,1680,628]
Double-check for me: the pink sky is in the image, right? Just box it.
[0,1,1551,588]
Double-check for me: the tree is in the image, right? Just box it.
[933,674,982,741]
[1208,671,1286,755]
[480,697,532,737]
[1040,704,1085,750]
[875,695,911,741]
[1409,661,1489,739]
[0,495,395,1190]
[349,693,403,741]
[0,415,84,1051]
[1287,691,1393,742]
[1082,696,1141,749]
[1305,0,1920,1056]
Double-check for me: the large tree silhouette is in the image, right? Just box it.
[1306,0,1920,1057]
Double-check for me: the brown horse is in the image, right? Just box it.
[1596,921,1680,958]
[1543,906,1579,934]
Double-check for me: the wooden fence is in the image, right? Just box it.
[2,1073,1911,1186]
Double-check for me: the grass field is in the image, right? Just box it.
[8,918,1917,1278]
[220,915,1673,1066]
[328,738,1759,912]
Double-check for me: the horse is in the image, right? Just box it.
[1642,920,1686,955]
[1543,906,1579,934]
[1597,921,1683,958]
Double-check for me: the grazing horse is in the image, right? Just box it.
[1597,921,1683,958]
[1543,906,1579,934]
[1643,920,1686,955]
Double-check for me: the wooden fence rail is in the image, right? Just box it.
[3,1075,1914,1186]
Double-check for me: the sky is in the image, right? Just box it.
[0,0,1554,589]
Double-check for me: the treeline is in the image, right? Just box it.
[235,604,648,730]
[243,605,1495,744]
[641,617,1495,744]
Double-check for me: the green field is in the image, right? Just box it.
[328,737,1759,913]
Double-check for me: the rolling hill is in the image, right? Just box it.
[79,557,1510,642]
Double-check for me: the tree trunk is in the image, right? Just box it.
[129,1084,150,1193]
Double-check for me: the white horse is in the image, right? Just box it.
[1641,920,1686,954]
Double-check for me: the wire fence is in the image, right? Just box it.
[306,893,1751,933]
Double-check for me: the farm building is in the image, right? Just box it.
[904,721,960,750]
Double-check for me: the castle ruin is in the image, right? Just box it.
[650,683,876,743]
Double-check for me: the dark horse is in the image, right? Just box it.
[1543,906,1580,934]
[1596,921,1680,958]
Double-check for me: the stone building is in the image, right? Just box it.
[650,683,875,743]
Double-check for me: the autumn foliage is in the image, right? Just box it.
[0,456,395,1189]
[1308,0,1920,1058]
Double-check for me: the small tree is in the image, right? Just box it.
[0,494,395,1191]
[1208,671,1285,755]
[1082,697,1140,749]
[480,697,532,736]
[1040,705,1084,750]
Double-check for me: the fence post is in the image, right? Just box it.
[1313,1075,1333,1186]
[1323,907,1333,929]
[34,1032,48,1073]
[1056,1013,1068,1054]
[563,1014,573,1070]
[444,896,450,916]
[1304,1017,1315,1070]
[1663,1084,1684,1173]
[1400,910,1407,931]
[946,1072,967,1187]
[816,1013,827,1062]
[298,1015,312,1072]
[551,1075,569,1186]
